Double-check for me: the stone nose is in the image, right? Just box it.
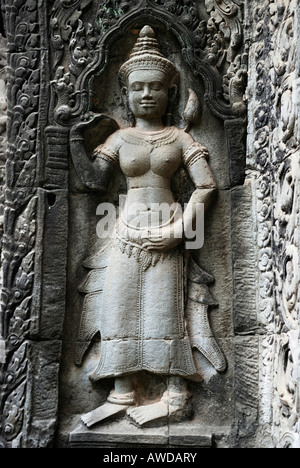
[142,85,153,99]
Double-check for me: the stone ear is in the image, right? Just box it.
[121,86,128,98]
[121,86,129,106]
[169,84,178,100]
[121,86,135,126]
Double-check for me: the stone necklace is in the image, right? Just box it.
[120,126,179,149]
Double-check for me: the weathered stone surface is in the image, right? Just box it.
[70,419,216,448]
[168,424,212,448]
[70,419,169,448]
[232,336,259,446]
[25,340,62,448]
[0,0,299,450]
[231,180,258,334]
[245,0,300,448]
[31,189,68,340]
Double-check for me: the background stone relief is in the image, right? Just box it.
[0,0,298,449]
[0,33,7,290]
[246,0,300,448]
[62,21,235,447]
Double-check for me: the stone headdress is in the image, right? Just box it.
[119,25,179,84]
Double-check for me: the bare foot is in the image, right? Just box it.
[81,402,129,428]
[126,391,190,427]
[127,400,169,427]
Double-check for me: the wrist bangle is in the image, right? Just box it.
[71,135,84,141]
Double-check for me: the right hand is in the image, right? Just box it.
[141,219,184,252]
[70,114,99,138]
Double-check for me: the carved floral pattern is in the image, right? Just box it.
[0,0,40,448]
[1,0,247,447]
[250,0,300,448]
[0,35,7,165]
[96,0,139,31]
[0,34,7,289]
[2,0,298,450]
[49,0,247,124]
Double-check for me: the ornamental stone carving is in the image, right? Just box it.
[247,0,300,448]
[0,0,299,450]
[70,25,226,429]
[0,33,7,288]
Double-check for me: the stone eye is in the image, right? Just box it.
[150,83,162,91]
[131,83,143,91]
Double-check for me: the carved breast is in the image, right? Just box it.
[119,144,150,177]
[151,145,182,178]
[119,128,182,179]
[119,144,182,179]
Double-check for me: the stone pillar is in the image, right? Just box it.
[0,0,67,448]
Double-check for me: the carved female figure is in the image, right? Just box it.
[70,26,225,428]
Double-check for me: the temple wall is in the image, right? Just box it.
[0,0,298,449]
[246,0,300,448]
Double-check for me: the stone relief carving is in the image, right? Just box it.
[0,34,7,163]
[249,0,300,448]
[0,0,41,448]
[4,0,298,450]
[49,0,247,124]
[70,25,226,429]
[0,0,247,449]
[270,0,299,448]
[0,33,7,285]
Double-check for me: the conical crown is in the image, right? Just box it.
[119,26,177,83]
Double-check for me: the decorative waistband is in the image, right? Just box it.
[114,218,174,271]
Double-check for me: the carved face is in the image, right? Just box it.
[126,69,170,120]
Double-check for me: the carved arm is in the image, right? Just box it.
[70,122,116,192]
[183,142,217,236]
